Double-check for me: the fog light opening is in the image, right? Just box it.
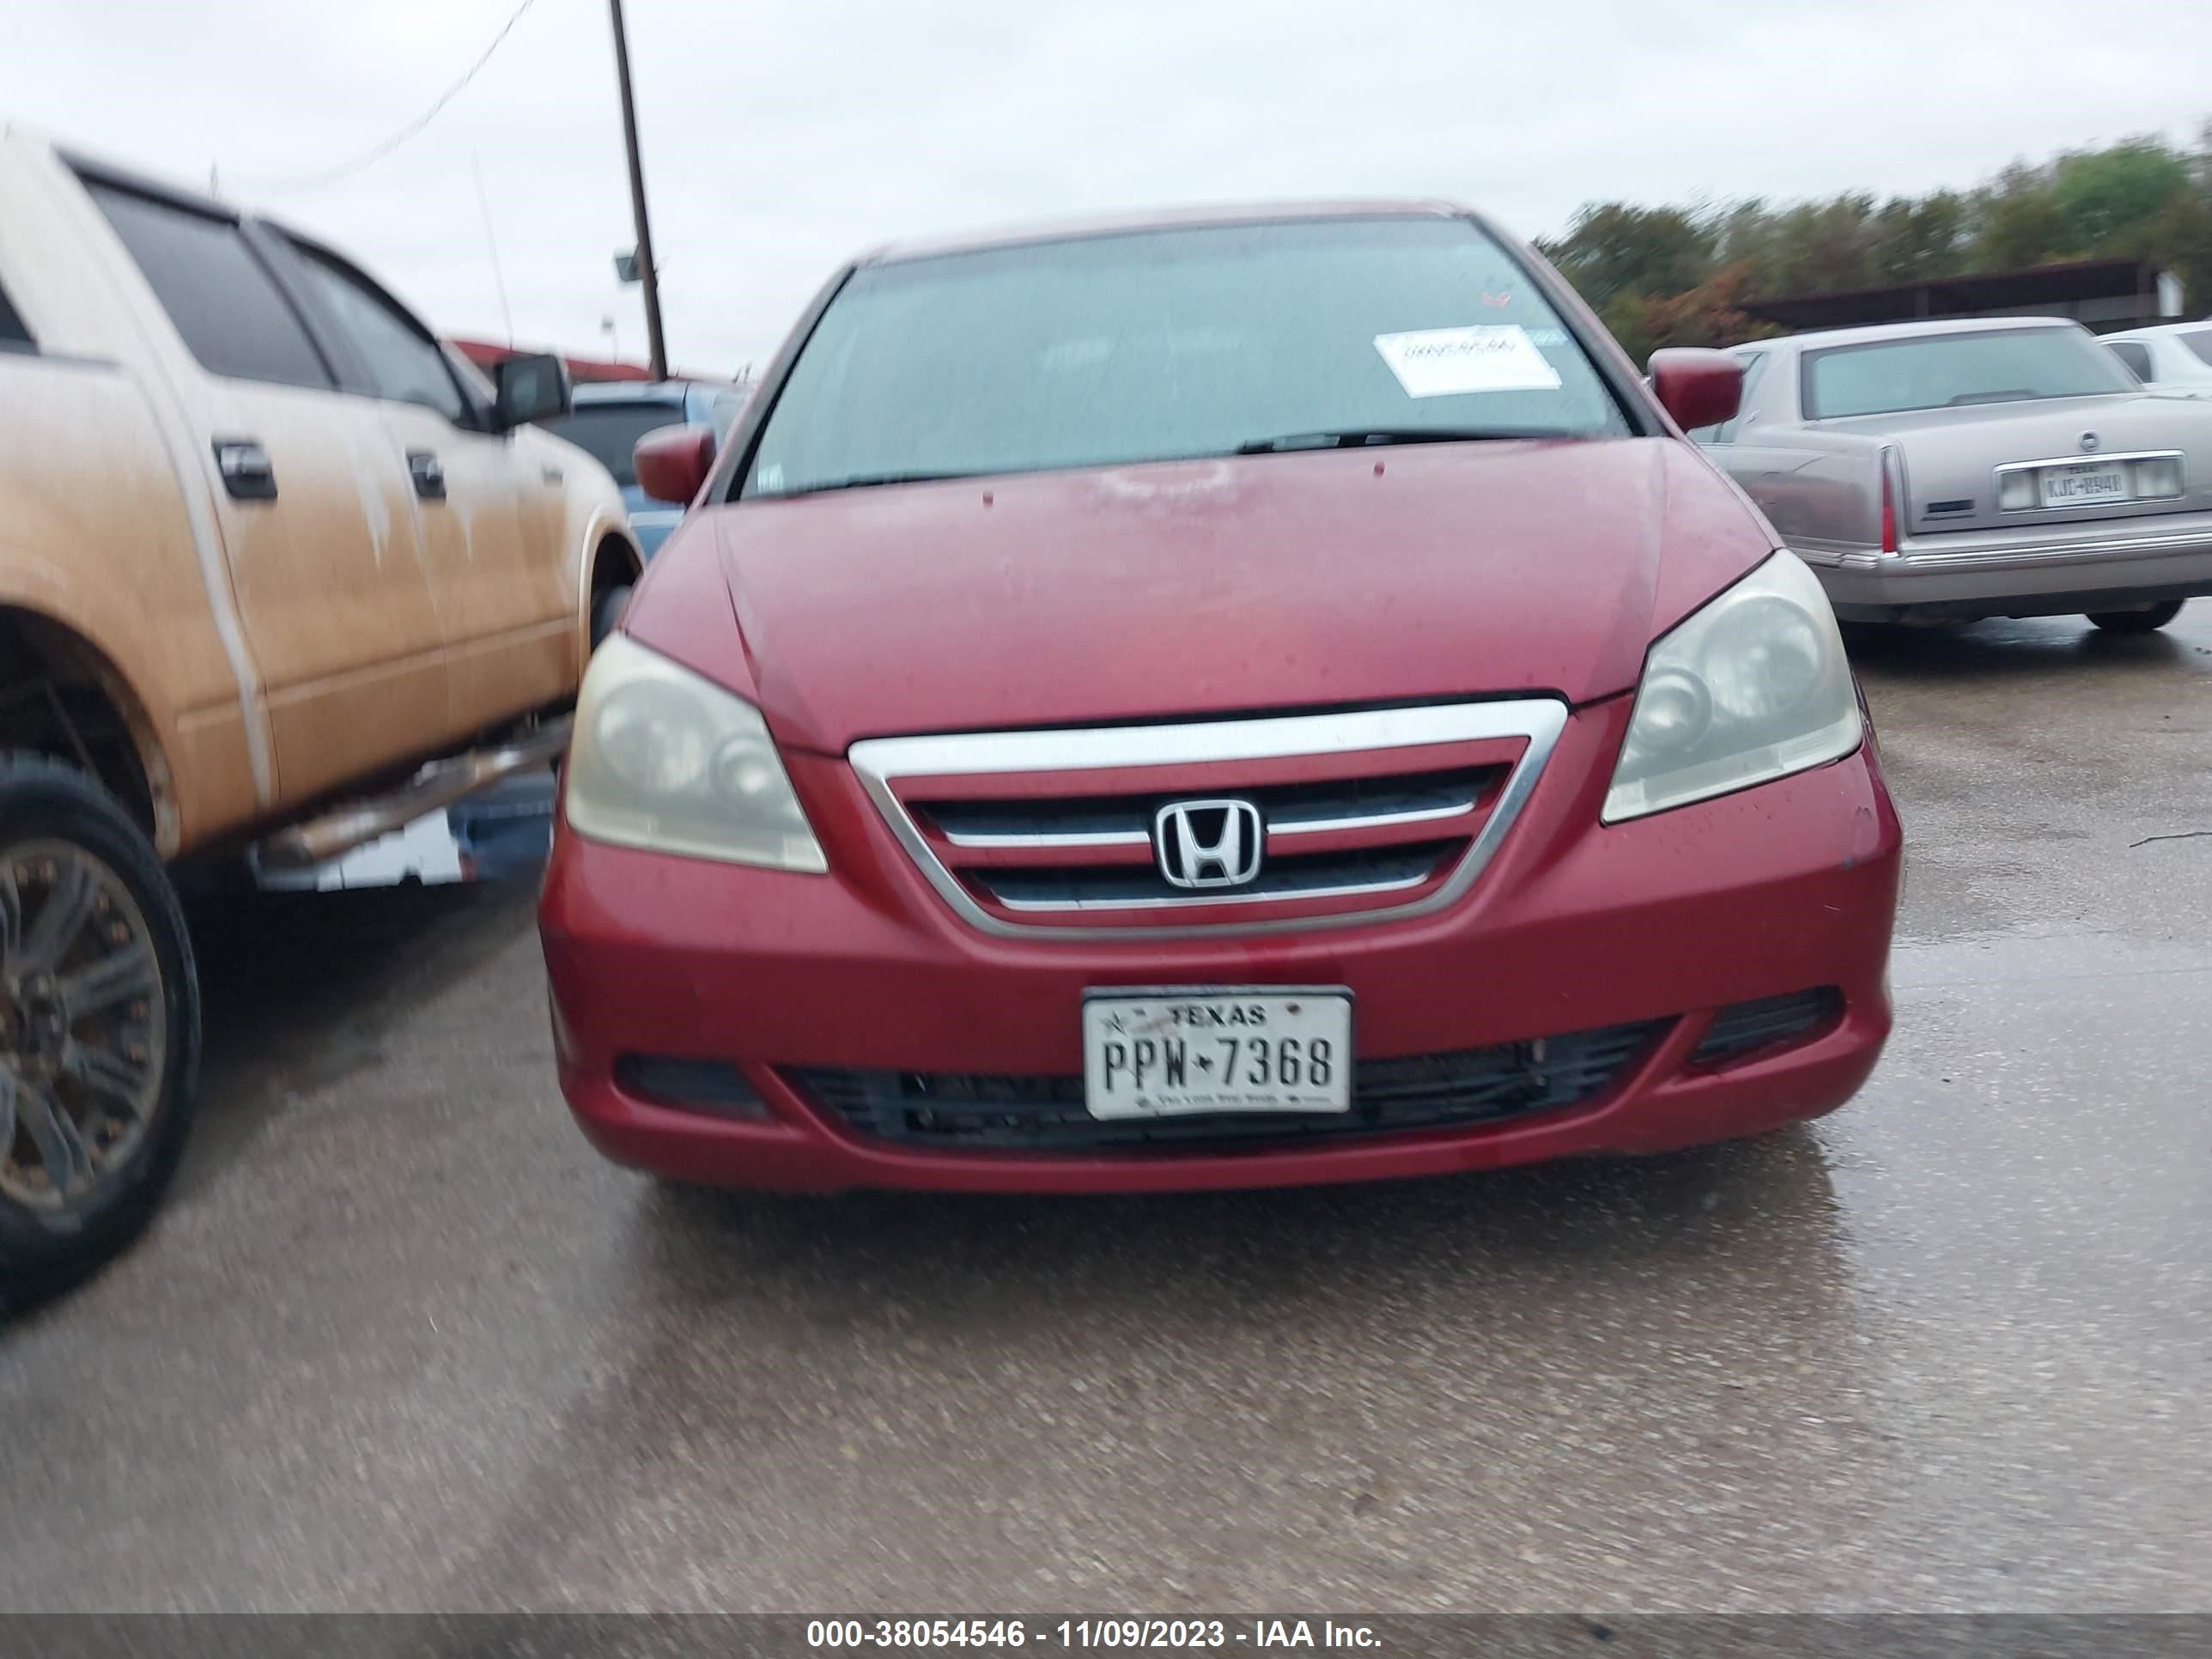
[1689,988,1844,1068]
[615,1055,772,1120]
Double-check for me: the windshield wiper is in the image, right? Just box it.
[775,433,1569,494]
[1233,427,1567,454]
[777,470,981,496]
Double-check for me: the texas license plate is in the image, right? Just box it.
[1081,988,1353,1118]
[2039,462,2129,507]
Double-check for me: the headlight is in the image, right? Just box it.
[1603,550,1862,823]
[564,634,828,871]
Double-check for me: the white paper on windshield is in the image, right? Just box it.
[1373,325,1563,398]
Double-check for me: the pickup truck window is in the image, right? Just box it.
[540,402,682,487]
[285,244,467,422]
[0,279,29,349]
[84,182,333,392]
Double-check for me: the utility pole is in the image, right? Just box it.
[471,151,516,347]
[607,0,667,379]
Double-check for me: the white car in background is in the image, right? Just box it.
[2104,323,2212,398]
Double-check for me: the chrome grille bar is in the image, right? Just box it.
[937,787,1484,849]
[848,700,1568,940]
[1268,796,1480,837]
[941,827,1150,850]
[994,867,1437,913]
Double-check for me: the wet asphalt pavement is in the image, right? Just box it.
[3,609,2209,1613]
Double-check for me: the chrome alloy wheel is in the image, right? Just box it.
[0,841,167,1213]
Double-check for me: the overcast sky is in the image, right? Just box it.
[8,0,2210,375]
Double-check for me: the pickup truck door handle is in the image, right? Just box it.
[212,438,276,501]
[407,450,447,501]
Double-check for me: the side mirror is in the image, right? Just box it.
[493,353,572,429]
[1648,349,1743,433]
[634,422,719,506]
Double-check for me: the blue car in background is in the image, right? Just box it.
[540,379,750,556]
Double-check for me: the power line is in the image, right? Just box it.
[232,0,540,195]
[471,150,516,345]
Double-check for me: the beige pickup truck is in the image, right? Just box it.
[1,125,641,1284]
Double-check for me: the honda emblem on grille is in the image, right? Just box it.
[1153,799,1264,890]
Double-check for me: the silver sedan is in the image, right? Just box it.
[1692,316,2212,632]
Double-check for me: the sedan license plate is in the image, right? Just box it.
[2039,462,2130,507]
[1082,988,1352,1118]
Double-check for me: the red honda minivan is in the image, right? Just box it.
[538,204,1901,1194]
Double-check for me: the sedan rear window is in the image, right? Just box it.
[1802,327,2134,420]
[2182,329,2212,368]
[2105,340,2153,382]
[539,401,684,487]
[744,217,1632,498]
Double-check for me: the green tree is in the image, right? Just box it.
[1538,126,2212,323]
[2151,187,2212,313]
[1710,199,1788,293]
[1971,163,2069,270]
[1762,195,1882,294]
[1599,287,1657,366]
[1640,264,1775,353]
[1539,204,1715,313]
[2047,140,2193,256]
[1871,191,1969,283]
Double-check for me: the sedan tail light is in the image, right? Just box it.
[1879,447,1901,555]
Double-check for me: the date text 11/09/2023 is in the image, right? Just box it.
[805,1621,1382,1650]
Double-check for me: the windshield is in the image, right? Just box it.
[539,402,684,487]
[1802,327,2135,420]
[743,217,1631,498]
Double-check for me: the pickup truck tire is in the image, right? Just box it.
[0,754,199,1292]
[592,584,634,651]
[2086,600,2185,635]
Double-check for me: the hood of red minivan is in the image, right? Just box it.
[654,439,1771,753]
